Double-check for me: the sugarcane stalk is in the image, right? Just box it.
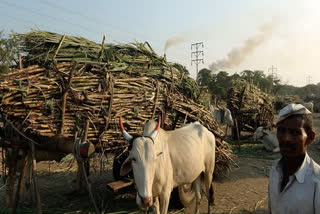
[53,34,66,61]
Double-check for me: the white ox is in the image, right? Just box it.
[253,126,279,152]
[210,106,233,137]
[210,106,234,127]
[296,100,314,112]
[303,101,314,112]
[119,117,216,214]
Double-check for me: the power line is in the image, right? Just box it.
[0,0,184,54]
[34,0,179,51]
[191,42,204,76]
[0,0,190,66]
[37,0,192,60]
[0,0,104,37]
[35,0,149,41]
[0,11,69,35]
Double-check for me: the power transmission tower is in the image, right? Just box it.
[268,65,277,82]
[306,75,312,85]
[191,42,204,76]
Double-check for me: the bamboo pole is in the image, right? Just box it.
[99,34,106,62]
[60,62,76,135]
[80,118,99,214]
[99,74,114,141]
[5,147,18,208]
[83,119,90,143]
[30,147,42,214]
[80,159,99,214]
[53,34,66,61]
[18,54,22,70]
[12,155,28,214]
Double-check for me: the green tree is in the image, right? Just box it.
[197,68,212,86]
[240,70,254,83]
[0,31,19,74]
[172,62,190,76]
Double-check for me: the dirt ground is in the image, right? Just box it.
[0,113,320,214]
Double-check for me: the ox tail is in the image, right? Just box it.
[208,172,215,208]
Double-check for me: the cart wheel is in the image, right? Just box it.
[112,150,131,180]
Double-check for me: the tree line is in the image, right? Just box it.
[195,68,320,112]
[196,68,319,102]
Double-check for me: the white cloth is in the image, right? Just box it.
[268,153,320,214]
[277,103,311,124]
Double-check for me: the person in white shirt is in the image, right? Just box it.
[268,103,320,214]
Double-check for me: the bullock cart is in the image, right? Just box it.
[227,79,275,140]
[0,31,234,211]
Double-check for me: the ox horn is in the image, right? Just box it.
[119,117,133,141]
[150,116,161,139]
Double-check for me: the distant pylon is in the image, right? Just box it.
[306,75,312,85]
[268,65,277,82]
[191,42,204,76]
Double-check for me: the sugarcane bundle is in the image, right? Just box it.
[227,79,274,133]
[0,31,234,176]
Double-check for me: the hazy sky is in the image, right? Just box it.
[0,0,319,86]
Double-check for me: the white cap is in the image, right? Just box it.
[276,103,311,124]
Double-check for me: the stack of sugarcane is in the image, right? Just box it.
[0,31,234,176]
[227,79,274,134]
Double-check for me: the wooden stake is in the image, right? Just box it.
[234,119,241,151]
[12,155,27,214]
[99,74,113,140]
[83,119,90,142]
[53,34,66,61]
[76,159,82,192]
[18,54,22,70]
[5,148,18,208]
[76,119,89,192]
[80,161,100,214]
[60,62,77,135]
[30,145,42,214]
[99,34,106,61]
[183,114,188,124]
[105,74,113,130]
[60,92,68,135]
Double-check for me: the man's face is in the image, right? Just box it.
[276,116,311,158]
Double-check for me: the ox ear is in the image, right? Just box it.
[120,157,132,177]
[150,116,161,139]
[262,130,269,136]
